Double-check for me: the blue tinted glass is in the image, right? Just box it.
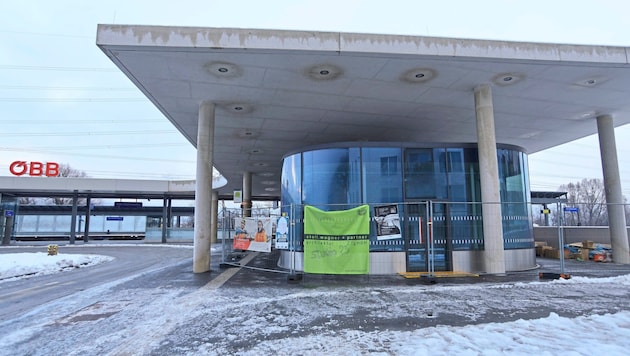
[302,148,361,210]
[497,149,533,249]
[281,154,301,209]
[362,147,402,204]
[404,148,447,199]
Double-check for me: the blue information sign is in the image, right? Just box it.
[563,207,579,212]
[4,210,14,217]
[106,216,124,221]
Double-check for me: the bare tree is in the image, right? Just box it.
[18,197,43,205]
[48,164,90,205]
[558,178,609,226]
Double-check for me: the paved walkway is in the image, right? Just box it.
[2,243,630,355]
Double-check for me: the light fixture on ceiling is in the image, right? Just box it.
[264,187,278,192]
[492,72,524,86]
[204,61,241,78]
[238,130,259,138]
[573,76,607,88]
[261,180,275,185]
[307,64,342,80]
[222,102,253,114]
[258,172,274,177]
[401,68,436,83]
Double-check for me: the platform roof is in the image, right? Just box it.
[96,25,630,198]
[0,176,198,199]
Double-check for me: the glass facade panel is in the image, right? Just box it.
[302,148,360,210]
[281,143,532,256]
[362,147,402,204]
[405,148,448,199]
[498,149,534,249]
[281,154,301,209]
[362,147,404,251]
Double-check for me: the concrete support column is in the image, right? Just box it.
[211,190,218,243]
[193,101,215,273]
[84,196,91,243]
[597,114,630,264]
[69,190,78,245]
[474,84,506,274]
[162,195,168,244]
[242,171,252,217]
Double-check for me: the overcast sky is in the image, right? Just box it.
[1,0,630,194]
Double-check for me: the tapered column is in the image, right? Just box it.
[193,101,215,273]
[474,85,506,274]
[597,114,630,264]
[242,171,252,217]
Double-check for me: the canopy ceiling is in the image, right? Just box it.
[97,25,630,198]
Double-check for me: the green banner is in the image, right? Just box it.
[303,205,370,274]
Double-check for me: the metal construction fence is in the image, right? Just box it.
[3,201,630,247]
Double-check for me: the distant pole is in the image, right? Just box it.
[84,196,91,243]
[69,190,78,245]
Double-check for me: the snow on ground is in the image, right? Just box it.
[0,243,196,283]
[0,252,114,282]
[1,249,630,355]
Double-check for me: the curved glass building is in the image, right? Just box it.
[279,142,535,274]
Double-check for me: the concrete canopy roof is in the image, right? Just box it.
[96,25,630,199]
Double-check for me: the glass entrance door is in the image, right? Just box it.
[403,201,451,272]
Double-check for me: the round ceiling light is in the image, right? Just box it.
[221,102,253,114]
[401,68,436,83]
[492,72,524,86]
[204,61,241,78]
[572,76,606,88]
[238,130,259,138]
[307,64,342,80]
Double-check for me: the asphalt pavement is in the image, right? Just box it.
[2,242,630,355]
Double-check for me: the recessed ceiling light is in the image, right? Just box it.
[307,64,342,80]
[258,172,274,177]
[238,130,259,138]
[221,103,252,114]
[261,180,275,185]
[204,62,241,78]
[401,68,436,83]
[264,187,278,192]
[573,76,607,88]
[492,72,524,86]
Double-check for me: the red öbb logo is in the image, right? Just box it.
[9,161,59,177]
